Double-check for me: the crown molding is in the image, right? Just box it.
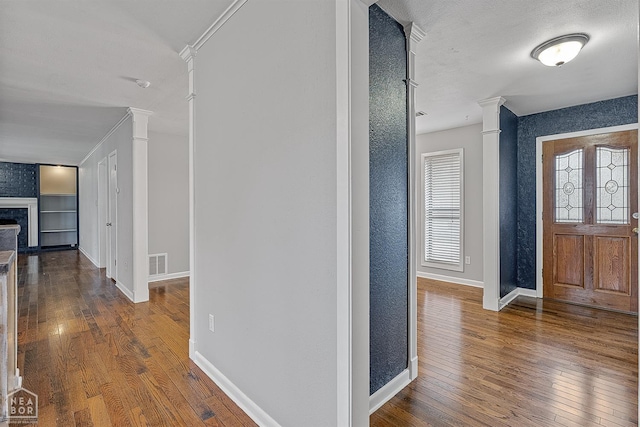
[192,0,248,51]
[79,111,130,166]
[477,96,506,108]
[127,107,153,117]
[180,45,196,62]
[404,22,426,44]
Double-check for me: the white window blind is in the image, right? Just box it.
[423,149,464,271]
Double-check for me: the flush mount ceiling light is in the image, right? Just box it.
[135,79,151,89]
[531,33,589,67]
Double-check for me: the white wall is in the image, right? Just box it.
[191,1,369,425]
[416,123,484,284]
[79,115,135,295]
[147,130,189,275]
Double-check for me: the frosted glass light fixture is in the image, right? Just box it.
[531,33,589,67]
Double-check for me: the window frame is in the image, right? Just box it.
[421,148,464,272]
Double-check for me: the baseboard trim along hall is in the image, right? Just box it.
[193,351,281,427]
[417,271,484,288]
[79,246,99,268]
[115,280,134,302]
[499,287,538,310]
[148,270,190,284]
[369,368,411,415]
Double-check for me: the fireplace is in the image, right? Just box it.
[0,198,38,250]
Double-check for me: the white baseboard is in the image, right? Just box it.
[148,270,190,284]
[189,339,196,359]
[193,351,281,427]
[499,287,539,310]
[115,280,134,302]
[369,369,411,415]
[78,246,99,268]
[409,356,418,380]
[417,271,484,288]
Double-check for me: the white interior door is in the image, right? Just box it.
[98,158,107,269]
[107,151,118,281]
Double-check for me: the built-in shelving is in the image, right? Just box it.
[39,166,78,248]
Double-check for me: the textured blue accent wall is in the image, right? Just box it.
[369,4,408,395]
[500,106,518,297]
[516,95,638,288]
[0,162,37,198]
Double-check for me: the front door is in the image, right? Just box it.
[543,129,638,313]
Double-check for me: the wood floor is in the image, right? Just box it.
[15,250,256,426]
[371,278,639,427]
[13,251,639,426]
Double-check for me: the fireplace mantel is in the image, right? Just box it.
[0,198,38,247]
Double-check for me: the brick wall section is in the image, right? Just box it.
[0,162,38,198]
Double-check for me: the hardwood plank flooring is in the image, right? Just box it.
[15,250,256,427]
[371,278,639,426]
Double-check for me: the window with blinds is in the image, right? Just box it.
[422,149,464,271]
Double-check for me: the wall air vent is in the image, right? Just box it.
[149,253,167,277]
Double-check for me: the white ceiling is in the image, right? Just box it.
[0,0,235,165]
[378,0,639,134]
[0,1,637,165]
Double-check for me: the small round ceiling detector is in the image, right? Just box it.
[136,79,151,89]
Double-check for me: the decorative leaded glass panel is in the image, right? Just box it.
[596,146,630,224]
[555,149,584,223]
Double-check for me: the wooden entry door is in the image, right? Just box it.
[543,130,638,313]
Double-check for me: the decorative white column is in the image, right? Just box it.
[478,97,505,311]
[404,21,425,381]
[128,107,152,304]
[180,45,197,358]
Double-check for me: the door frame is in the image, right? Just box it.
[107,150,118,281]
[535,123,639,298]
[97,158,108,269]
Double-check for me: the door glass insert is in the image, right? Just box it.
[555,149,584,223]
[596,146,630,224]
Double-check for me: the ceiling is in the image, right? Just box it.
[378,0,638,134]
[0,0,236,165]
[0,1,637,165]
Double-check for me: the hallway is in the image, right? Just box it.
[16,250,255,426]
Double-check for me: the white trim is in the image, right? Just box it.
[115,280,134,302]
[78,246,99,268]
[192,0,248,51]
[535,123,639,299]
[107,150,118,282]
[78,112,130,167]
[335,0,353,423]
[404,21,424,384]
[180,45,197,360]
[148,271,190,283]
[478,96,506,311]
[97,157,108,269]
[0,198,38,246]
[368,369,411,415]
[193,351,281,427]
[499,287,539,310]
[129,108,152,304]
[417,271,484,288]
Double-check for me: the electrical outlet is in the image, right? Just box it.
[465,256,471,265]
[208,314,215,332]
